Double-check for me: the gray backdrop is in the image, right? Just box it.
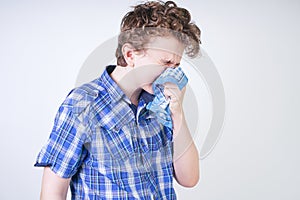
[0,0,299,199]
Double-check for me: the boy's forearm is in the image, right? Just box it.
[172,112,200,187]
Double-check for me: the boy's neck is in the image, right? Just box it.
[110,65,141,106]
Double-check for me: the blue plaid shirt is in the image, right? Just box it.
[34,65,176,199]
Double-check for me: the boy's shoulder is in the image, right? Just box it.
[61,77,109,116]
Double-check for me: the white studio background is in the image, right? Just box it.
[0,0,299,199]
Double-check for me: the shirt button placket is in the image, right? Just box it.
[140,139,149,153]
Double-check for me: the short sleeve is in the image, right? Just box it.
[34,101,91,178]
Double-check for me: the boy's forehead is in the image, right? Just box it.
[144,36,185,56]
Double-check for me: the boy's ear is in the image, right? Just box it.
[122,43,136,67]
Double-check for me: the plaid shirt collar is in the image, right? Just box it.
[98,65,155,104]
[95,65,156,130]
[98,65,126,104]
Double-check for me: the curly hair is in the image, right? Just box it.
[115,0,202,66]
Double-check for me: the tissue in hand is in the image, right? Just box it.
[146,66,188,129]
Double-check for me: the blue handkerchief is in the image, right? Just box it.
[146,66,188,129]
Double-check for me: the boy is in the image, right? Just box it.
[34,1,202,199]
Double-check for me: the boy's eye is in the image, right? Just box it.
[161,59,180,68]
[163,60,173,66]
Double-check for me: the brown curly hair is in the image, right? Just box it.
[115,0,202,66]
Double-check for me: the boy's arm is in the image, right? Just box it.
[172,112,200,187]
[40,167,71,200]
[163,83,200,187]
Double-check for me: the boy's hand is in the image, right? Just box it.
[163,82,187,132]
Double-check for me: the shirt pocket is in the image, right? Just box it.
[101,125,136,169]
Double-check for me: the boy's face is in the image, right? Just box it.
[132,36,185,94]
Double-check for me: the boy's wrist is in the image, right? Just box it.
[172,109,185,136]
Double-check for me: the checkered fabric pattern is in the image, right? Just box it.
[34,65,177,200]
[146,67,188,129]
